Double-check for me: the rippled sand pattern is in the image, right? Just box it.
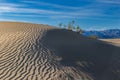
[0,22,92,80]
[1,22,120,80]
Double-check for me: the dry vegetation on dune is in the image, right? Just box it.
[0,22,120,80]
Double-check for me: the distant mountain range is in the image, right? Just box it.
[83,29,120,39]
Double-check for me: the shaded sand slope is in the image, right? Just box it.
[42,29,120,80]
[0,22,120,80]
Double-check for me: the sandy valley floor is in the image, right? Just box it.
[101,39,120,47]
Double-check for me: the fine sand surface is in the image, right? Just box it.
[101,39,120,47]
[0,22,120,80]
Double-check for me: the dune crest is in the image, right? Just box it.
[0,22,120,80]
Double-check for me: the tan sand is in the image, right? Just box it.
[0,22,120,80]
[101,39,120,47]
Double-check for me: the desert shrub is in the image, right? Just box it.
[58,20,83,34]
[88,35,98,39]
[67,22,72,30]
[76,25,83,34]
[58,23,62,28]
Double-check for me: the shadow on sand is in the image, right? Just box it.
[42,29,120,80]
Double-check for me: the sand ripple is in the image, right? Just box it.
[0,22,120,80]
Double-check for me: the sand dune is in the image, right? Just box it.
[0,22,120,80]
[101,39,120,47]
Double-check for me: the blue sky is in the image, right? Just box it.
[0,0,120,30]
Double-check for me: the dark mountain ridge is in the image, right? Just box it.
[83,29,120,39]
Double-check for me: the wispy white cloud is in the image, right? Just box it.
[0,6,16,13]
[21,0,118,17]
[0,0,119,30]
[0,3,26,13]
[0,3,21,7]
[96,0,120,4]
[0,1,118,19]
[2,8,105,18]
[22,0,83,10]
[0,2,104,18]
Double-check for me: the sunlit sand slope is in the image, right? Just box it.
[101,39,120,47]
[0,22,120,80]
